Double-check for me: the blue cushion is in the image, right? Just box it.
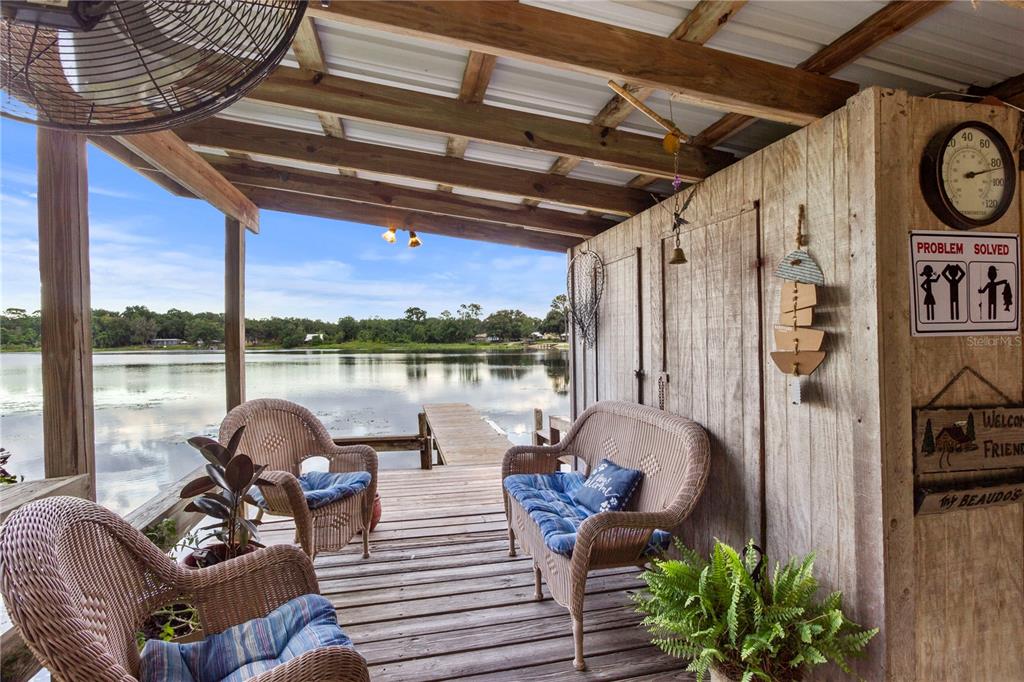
[570,459,643,514]
[504,472,670,558]
[250,471,371,511]
[139,594,353,682]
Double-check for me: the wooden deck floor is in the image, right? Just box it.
[422,403,514,466]
[261,464,691,680]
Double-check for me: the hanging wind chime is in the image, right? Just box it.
[770,205,827,404]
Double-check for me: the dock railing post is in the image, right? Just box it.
[418,412,433,469]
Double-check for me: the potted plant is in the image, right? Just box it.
[180,426,273,567]
[635,539,877,682]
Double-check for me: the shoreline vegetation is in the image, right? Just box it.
[2,298,570,353]
[2,340,569,353]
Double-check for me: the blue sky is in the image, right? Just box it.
[0,118,566,321]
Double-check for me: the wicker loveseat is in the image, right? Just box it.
[502,401,710,671]
[0,496,369,681]
[220,399,378,559]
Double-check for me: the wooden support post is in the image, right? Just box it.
[418,412,432,469]
[224,216,246,411]
[37,129,95,499]
[532,408,546,446]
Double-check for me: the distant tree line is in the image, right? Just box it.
[0,296,568,349]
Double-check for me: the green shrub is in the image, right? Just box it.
[635,539,877,682]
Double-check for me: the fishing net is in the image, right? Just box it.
[566,250,605,348]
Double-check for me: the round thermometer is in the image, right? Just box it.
[920,121,1015,230]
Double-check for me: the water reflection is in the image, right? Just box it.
[0,350,570,514]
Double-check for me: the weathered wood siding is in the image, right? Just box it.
[569,88,1023,680]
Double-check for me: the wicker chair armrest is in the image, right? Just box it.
[571,509,678,570]
[303,444,378,482]
[182,544,319,635]
[501,444,567,479]
[247,645,370,682]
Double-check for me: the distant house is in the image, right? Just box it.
[149,338,184,347]
[935,425,971,452]
[473,333,489,343]
[530,331,544,339]
[304,333,325,343]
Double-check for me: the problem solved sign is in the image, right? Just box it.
[909,231,1020,336]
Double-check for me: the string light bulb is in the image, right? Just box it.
[381,227,397,243]
[408,231,422,248]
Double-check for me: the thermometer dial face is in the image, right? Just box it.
[922,121,1015,230]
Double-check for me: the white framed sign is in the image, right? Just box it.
[909,231,1020,336]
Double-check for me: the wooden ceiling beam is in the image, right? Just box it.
[176,119,657,216]
[290,17,348,141]
[982,72,1024,108]
[241,186,581,252]
[88,136,195,199]
[555,1,744,198]
[249,66,733,180]
[117,131,260,232]
[441,51,498,191]
[200,155,614,238]
[308,1,856,125]
[692,0,949,149]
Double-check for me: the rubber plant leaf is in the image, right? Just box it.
[205,462,231,491]
[224,453,255,493]
[224,425,246,459]
[185,497,230,519]
[179,475,217,499]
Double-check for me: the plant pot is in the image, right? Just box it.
[371,493,382,531]
[182,542,256,568]
[361,493,383,533]
[710,667,739,682]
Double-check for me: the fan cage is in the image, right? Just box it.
[0,0,306,134]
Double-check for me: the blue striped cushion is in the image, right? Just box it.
[249,471,371,511]
[504,473,671,558]
[139,594,353,682]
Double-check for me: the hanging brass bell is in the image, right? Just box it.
[668,245,687,265]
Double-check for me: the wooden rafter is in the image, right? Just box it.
[308,1,856,125]
[200,155,614,238]
[290,17,347,140]
[691,0,950,150]
[241,186,582,252]
[443,51,497,173]
[89,136,194,198]
[983,72,1024,108]
[249,67,733,179]
[176,119,656,216]
[117,131,260,232]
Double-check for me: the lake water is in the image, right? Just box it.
[0,350,570,515]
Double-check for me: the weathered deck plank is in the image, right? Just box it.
[422,403,513,465]
[267,463,690,680]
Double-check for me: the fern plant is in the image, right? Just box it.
[635,539,877,682]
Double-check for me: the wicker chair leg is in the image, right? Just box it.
[508,525,517,557]
[362,524,370,559]
[572,615,585,671]
[533,563,543,600]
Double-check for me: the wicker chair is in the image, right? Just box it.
[502,401,710,671]
[0,496,369,682]
[219,399,378,560]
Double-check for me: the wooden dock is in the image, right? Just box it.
[422,403,514,466]
[262,464,690,680]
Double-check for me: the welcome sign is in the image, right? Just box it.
[914,406,1024,474]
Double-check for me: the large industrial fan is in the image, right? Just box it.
[0,0,306,134]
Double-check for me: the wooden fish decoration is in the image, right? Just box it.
[774,250,825,286]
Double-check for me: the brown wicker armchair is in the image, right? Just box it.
[219,399,378,559]
[0,496,369,682]
[502,401,710,671]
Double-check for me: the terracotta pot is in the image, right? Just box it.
[183,542,256,568]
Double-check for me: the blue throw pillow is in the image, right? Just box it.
[570,459,643,514]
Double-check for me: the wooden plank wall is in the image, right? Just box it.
[569,89,1023,679]
[869,92,1023,681]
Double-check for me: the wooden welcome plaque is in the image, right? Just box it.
[914,406,1024,474]
[916,481,1024,516]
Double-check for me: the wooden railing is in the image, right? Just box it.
[532,409,571,447]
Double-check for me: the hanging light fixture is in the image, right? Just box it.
[408,231,422,248]
[381,227,397,243]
